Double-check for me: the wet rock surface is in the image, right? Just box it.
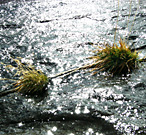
[0,0,146,134]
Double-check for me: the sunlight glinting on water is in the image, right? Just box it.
[47,130,54,135]
[0,0,146,134]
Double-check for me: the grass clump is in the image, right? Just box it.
[88,38,140,75]
[13,66,48,95]
[1,58,48,96]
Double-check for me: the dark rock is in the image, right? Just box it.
[0,24,24,29]
[134,83,146,89]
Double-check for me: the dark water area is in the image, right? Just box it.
[0,0,146,134]
[0,0,13,4]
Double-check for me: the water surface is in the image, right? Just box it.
[0,0,146,134]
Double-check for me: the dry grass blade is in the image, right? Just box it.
[0,58,48,96]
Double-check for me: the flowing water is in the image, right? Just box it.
[0,0,146,134]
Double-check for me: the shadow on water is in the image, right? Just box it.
[0,0,146,134]
[0,120,121,135]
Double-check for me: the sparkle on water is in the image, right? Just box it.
[0,0,146,135]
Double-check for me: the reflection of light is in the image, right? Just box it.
[68,133,75,135]
[86,128,94,135]
[21,58,33,65]
[57,106,62,111]
[18,122,23,127]
[138,52,145,59]
[47,130,54,135]
[27,98,33,102]
[88,128,93,133]
[83,106,90,114]
[75,107,80,114]
[52,126,57,132]
[116,100,123,104]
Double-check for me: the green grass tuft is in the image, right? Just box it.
[1,58,48,96]
[88,38,140,75]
